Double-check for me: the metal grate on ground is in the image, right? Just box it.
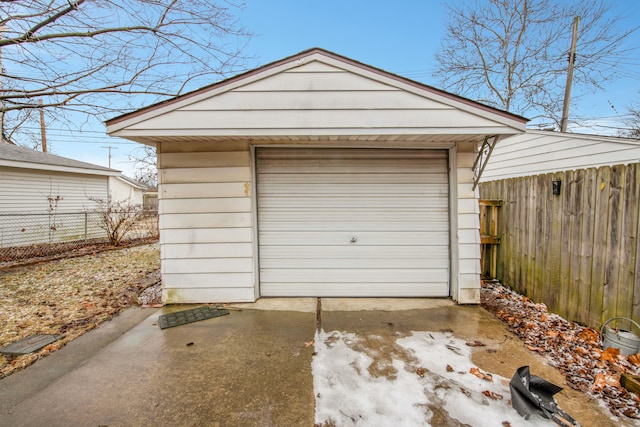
[158,307,230,329]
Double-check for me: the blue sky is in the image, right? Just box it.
[46,0,640,177]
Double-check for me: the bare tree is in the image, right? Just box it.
[0,0,251,144]
[435,0,638,127]
[622,103,640,139]
[128,144,157,189]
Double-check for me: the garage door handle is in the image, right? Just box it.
[350,237,357,243]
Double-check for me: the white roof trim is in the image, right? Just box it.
[522,129,640,146]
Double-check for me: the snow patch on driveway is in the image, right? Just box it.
[313,330,554,426]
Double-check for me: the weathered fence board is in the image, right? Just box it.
[533,174,546,304]
[548,172,563,314]
[578,168,597,325]
[480,163,640,329]
[603,165,624,323]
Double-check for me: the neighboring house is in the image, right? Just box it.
[0,143,120,212]
[0,142,120,247]
[480,129,640,181]
[109,175,147,206]
[107,48,527,304]
[478,130,640,328]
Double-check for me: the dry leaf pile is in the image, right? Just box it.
[481,280,640,419]
[0,244,160,379]
[138,282,162,306]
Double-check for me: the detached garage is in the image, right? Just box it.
[106,48,526,304]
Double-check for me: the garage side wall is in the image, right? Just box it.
[455,142,481,303]
[158,141,256,303]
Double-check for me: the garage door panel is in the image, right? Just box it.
[258,182,449,195]
[259,173,449,185]
[260,268,449,283]
[261,258,447,269]
[259,220,448,232]
[258,148,447,160]
[260,245,448,258]
[259,209,449,220]
[258,231,448,245]
[260,283,450,297]
[258,160,448,174]
[259,196,447,209]
[257,148,450,297]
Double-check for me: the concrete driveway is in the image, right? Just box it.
[0,299,619,426]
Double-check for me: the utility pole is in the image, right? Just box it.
[561,16,580,133]
[102,145,118,168]
[39,100,47,152]
[0,25,8,143]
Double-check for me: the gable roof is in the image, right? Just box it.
[107,47,527,144]
[0,143,120,176]
[114,174,148,190]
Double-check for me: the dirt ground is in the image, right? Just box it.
[0,243,160,379]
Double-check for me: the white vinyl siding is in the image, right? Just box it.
[0,167,109,248]
[481,131,640,181]
[158,141,255,303]
[257,148,450,297]
[119,60,522,138]
[455,145,482,303]
[109,177,144,205]
[0,167,107,212]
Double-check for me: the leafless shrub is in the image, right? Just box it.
[89,197,144,246]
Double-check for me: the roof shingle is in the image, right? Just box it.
[0,143,118,173]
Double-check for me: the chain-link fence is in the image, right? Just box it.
[0,210,158,264]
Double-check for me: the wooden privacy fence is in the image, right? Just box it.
[479,163,640,330]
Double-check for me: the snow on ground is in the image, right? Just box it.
[313,330,555,426]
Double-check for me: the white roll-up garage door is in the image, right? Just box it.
[257,148,450,297]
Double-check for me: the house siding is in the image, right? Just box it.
[158,141,255,303]
[109,177,144,205]
[0,166,107,212]
[481,131,640,181]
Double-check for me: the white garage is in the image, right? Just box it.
[106,48,526,304]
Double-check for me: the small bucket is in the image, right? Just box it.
[600,317,640,356]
